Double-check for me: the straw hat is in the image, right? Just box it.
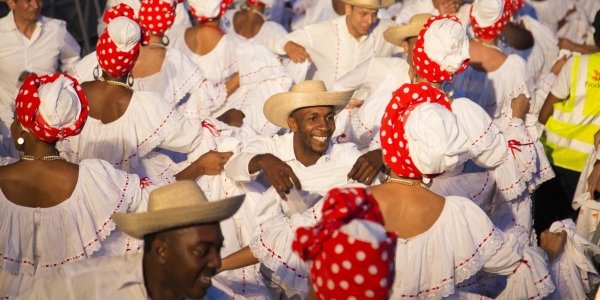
[263,80,353,129]
[112,181,244,239]
[384,13,433,47]
[341,0,395,9]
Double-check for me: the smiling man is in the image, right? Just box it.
[267,0,401,89]
[15,181,245,300]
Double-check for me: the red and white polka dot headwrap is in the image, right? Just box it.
[247,0,274,5]
[510,0,524,15]
[413,15,470,83]
[97,4,150,78]
[15,73,89,143]
[292,187,397,300]
[470,0,512,39]
[139,0,177,36]
[188,0,233,23]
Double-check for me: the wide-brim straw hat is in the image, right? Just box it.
[341,0,395,9]
[263,80,353,129]
[113,181,244,239]
[384,13,433,47]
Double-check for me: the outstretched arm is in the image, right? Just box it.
[218,246,259,273]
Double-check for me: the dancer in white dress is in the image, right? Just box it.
[0,73,185,299]
[58,12,233,180]
[221,0,288,47]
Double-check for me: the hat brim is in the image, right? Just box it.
[112,195,245,239]
[384,23,423,47]
[263,91,354,128]
[341,0,394,9]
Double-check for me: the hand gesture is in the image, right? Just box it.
[347,149,384,185]
[511,94,530,120]
[284,41,312,64]
[195,151,233,176]
[558,38,575,51]
[217,109,246,127]
[258,154,301,200]
[345,98,364,109]
[539,229,566,263]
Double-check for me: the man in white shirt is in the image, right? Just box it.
[267,0,402,89]
[0,0,80,157]
[225,80,383,200]
[16,181,245,300]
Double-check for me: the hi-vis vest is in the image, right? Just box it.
[543,53,600,172]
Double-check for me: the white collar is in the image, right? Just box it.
[0,10,45,33]
[279,132,333,163]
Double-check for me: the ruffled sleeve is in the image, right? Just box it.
[249,201,323,295]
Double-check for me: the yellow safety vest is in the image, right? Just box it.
[543,53,600,172]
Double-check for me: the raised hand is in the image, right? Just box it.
[348,149,384,185]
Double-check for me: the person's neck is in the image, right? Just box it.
[22,141,58,158]
[201,19,221,28]
[143,255,180,300]
[384,169,423,186]
[416,77,441,89]
[345,15,365,41]
[100,72,127,83]
[13,12,38,39]
[293,137,325,167]
[148,34,164,46]
[475,37,497,46]
[246,3,265,17]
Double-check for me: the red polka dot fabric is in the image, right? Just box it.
[139,0,177,36]
[247,0,265,5]
[413,15,469,83]
[292,187,397,300]
[15,73,89,143]
[189,0,234,23]
[97,4,150,78]
[379,82,452,179]
[470,0,512,40]
[510,0,524,14]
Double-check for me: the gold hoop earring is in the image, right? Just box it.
[442,82,454,98]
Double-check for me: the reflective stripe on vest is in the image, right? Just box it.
[544,53,600,172]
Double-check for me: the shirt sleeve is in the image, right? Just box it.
[267,25,315,56]
[158,115,207,154]
[58,28,81,73]
[549,56,575,100]
[224,135,278,182]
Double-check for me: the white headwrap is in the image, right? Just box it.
[422,18,470,73]
[106,17,142,52]
[405,103,469,176]
[472,0,504,28]
[37,75,82,132]
[188,0,222,19]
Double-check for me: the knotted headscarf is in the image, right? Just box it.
[15,74,89,143]
[413,15,470,83]
[97,4,150,78]
[188,0,233,23]
[380,82,468,179]
[139,0,177,36]
[470,0,512,39]
[292,187,397,300]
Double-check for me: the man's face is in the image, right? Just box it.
[288,106,336,156]
[159,223,224,299]
[8,0,43,23]
[346,5,378,36]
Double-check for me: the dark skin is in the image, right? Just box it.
[184,19,240,95]
[144,224,223,300]
[502,22,534,51]
[232,3,266,40]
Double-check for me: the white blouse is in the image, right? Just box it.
[0,159,171,299]
[221,9,289,47]
[57,91,207,178]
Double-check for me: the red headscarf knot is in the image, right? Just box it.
[292,187,397,300]
[470,0,513,40]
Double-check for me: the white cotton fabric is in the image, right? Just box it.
[37,75,82,132]
[188,0,222,19]
[471,0,504,28]
[106,17,141,52]
[0,159,172,300]
[339,219,388,244]
[406,103,470,176]
[547,219,600,299]
[56,91,207,178]
[423,19,470,74]
[220,9,288,46]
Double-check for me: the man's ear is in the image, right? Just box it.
[344,3,352,15]
[7,0,16,10]
[402,40,410,54]
[153,234,170,264]
[288,115,298,133]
